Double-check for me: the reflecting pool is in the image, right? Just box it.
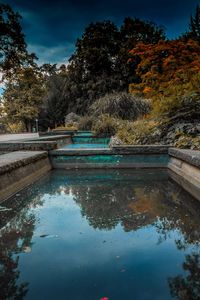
[0,169,200,300]
[61,143,109,149]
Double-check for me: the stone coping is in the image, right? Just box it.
[32,134,71,141]
[50,146,170,156]
[169,148,200,168]
[112,145,170,154]
[0,151,48,175]
[0,141,57,151]
[50,148,111,156]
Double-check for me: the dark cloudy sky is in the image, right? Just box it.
[4,0,200,65]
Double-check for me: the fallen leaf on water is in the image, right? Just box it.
[120,268,126,272]
[23,246,31,253]
[40,234,49,238]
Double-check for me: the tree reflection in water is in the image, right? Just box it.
[169,253,200,300]
[0,169,200,299]
[0,190,45,299]
[68,170,200,300]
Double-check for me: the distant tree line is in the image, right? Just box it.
[0,3,199,131]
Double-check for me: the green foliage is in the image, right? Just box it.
[6,121,25,133]
[3,67,46,132]
[38,64,68,129]
[0,4,36,79]
[152,72,200,121]
[174,134,200,150]
[55,18,165,116]
[120,17,165,48]
[78,116,94,131]
[92,115,120,137]
[117,119,160,145]
[90,92,150,120]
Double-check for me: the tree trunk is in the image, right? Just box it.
[24,120,32,132]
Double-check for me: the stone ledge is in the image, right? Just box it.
[0,141,57,152]
[50,148,111,156]
[112,145,170,154]
[0,151,48,175]
[169,148,200,168]
[51,145,170,156]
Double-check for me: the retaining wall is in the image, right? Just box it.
[0,144,200,203]
[50,146,170,169]
[168,148,200,201]
[0,151,51,202]
[0,135,72,152]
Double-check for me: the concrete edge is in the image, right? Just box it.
[112,145,170,154]
[169,148,200,168]
[0,151,48,175]
[0,157,51,203]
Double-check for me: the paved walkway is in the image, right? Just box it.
[0,133,39,142]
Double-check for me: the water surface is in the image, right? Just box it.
[0,169,200,300]
[61,143,109,149]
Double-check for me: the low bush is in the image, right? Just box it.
[90,92,151,120]
[78,115,94,131]
[92,114,120,137]
[174,134,200,150]
[116,119,161,145]
[52,124,78,131]
[152,72,200,122]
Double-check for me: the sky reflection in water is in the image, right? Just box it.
[0,169,200,300]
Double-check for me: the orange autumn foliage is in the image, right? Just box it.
[128,39,200,96]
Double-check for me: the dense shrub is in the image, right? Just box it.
[174,134,200,150]
[152,72,200,121]
[65,112,80,124]
[78,115,94,131]
[116,119,161,145]
[7,121,25,133]
[90,92,151,120]
[92,114,120,137]
[52,124,78,131]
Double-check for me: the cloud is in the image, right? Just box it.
[4,0,200,64]
[27,43,75,65]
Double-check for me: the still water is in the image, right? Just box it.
[61,143,109,149]
[0,169,200,300]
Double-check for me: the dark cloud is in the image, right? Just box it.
[3,0,200,64]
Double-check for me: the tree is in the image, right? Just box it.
[116,17,166,85]
[40,67,68,128]
[62,21,123,114]
[3,67,46,132]
[185,5,200,43]
[57,18,165,116]
[128,39,200,96]
[0,4,36,80]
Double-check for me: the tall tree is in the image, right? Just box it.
[0,4,36,80]
[183,5,200,43]
[116,17,166,86]
[59,18,165,115]
[39,64,68,128]
[3,67,46,132]
[189,5,200,42]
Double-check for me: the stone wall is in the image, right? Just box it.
[168,148,200,201]
[0,151,52,202]
[0,135,72,152]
